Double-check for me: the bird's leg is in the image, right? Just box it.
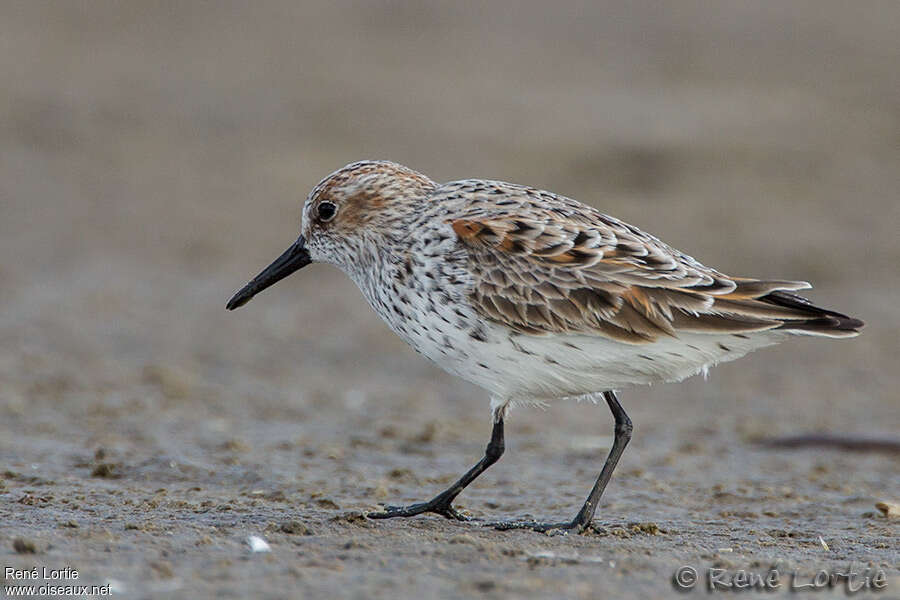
[490,390,632,533]
[368,417,505,521]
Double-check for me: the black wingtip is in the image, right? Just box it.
[764,291,864,334]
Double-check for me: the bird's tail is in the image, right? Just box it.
[761,290,864,338]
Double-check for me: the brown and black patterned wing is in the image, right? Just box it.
[450,212,860,343]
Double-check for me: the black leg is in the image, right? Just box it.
[492,390,632,533]
[368,417,505,521]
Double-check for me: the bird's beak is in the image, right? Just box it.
[226,235,311,310]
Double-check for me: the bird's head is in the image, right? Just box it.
[226,160,434,310]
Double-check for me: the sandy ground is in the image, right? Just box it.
[1,2,898,598]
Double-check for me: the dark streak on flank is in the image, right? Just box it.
[469,328,488,342]
[509,336,536,356]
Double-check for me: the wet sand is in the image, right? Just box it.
[1,2,898,598]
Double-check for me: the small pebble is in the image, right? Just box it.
[247,535,271,553]
[280,519,313,535]
[13,538,37,554]
[875,501,899,518]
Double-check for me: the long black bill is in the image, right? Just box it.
[226,236,311,310]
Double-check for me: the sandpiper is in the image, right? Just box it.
[227,160,862,532]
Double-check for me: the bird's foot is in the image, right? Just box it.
[368,498,470,521]
[487,519,591,534]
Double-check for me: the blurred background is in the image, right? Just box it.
[1,2,897,598]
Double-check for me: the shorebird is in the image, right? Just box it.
[226,160,862,532]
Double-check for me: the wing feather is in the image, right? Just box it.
[449,208,851,343]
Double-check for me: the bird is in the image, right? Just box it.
[226,160,863,533]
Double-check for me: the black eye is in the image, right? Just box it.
[317,201,337,222]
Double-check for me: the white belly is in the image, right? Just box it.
[395,305,787,402]
[465,327,787,400]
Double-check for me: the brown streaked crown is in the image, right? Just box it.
[305,160,436,230]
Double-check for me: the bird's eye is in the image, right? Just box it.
[317,201,337,222]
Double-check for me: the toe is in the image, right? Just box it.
[437,506,470,521]
[489,520,582,534]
